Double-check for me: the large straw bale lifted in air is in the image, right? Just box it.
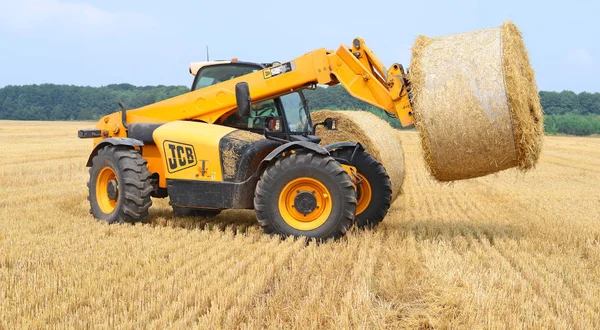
[409,21,544,181]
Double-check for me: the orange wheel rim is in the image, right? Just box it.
[96,166,118,214]
[278,177,333,231]
[356,173,372,215]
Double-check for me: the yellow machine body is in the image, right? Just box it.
[152,121,235,182]
[90,38,413,190]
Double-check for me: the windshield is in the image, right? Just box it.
[280,92,310,133]
[192,64,258,91]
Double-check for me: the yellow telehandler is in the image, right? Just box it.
[78,38,414,239]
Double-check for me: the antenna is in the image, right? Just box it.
[206,46,209,61]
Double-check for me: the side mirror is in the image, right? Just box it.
[324,118,337,130]
[265,117,282,132]
[312,117,338,132]
[235,82,252,117]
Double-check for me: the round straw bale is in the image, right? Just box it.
[311,110,405,202]
[409,21,543,181]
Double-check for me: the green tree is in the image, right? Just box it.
[578,92,600,115]
[555,115,596,136]
[544,116,558,134]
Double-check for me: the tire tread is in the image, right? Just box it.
[88,145,153,224]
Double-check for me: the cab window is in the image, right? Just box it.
[280,92,309,133]
[221,99,279,131]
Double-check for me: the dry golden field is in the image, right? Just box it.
[0,120,599,329]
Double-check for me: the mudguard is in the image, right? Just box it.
[85,138,144,167]
[258,141,329,172]
[324,142,365,152]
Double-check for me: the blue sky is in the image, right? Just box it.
[0,0,598,92]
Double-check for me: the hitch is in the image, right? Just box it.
[78,129,102,139]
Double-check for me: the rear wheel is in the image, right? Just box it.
[254,152,356,240]
[88,146,153,224]
[330,148,392,229]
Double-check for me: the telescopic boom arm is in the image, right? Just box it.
[98,38,414,138]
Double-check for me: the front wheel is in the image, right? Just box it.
[87,146,153,224]
[254,152,356,240]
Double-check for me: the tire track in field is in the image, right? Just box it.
[336,234,382,328]
[415,239,527,328]
[437,237,564,328]
[492,241,600,328]
[461,175,600,326]
[238,237,384,328]
[191,238,306,328]
[497,235,600,321]
[371,234,442,329]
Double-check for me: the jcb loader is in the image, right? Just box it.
[79,38,414,240]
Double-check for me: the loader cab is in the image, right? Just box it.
[191,61,317,142]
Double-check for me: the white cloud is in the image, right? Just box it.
[0,0,147,33]
[567,48,593,67]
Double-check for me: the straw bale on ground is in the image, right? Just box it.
[312,110,405,202]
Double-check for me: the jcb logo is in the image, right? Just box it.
[164,141,197,173]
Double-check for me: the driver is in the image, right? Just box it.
[252,103,267,111]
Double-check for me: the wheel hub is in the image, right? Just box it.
[106,179,118,200]
[96,166,118,214]
[294,191,317,216]
[278,177,332,230]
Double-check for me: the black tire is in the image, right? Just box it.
[172,206,221,218]
[254,152,356,240]
[87,145,153,224]
[330,148,392,229]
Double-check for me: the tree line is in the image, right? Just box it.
[0,84,599,135]
[0,84,188,121]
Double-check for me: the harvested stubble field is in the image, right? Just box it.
[0,120,599,329]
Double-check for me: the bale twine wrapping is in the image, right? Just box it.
[311,110,405,202]
[409,21,544,181]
